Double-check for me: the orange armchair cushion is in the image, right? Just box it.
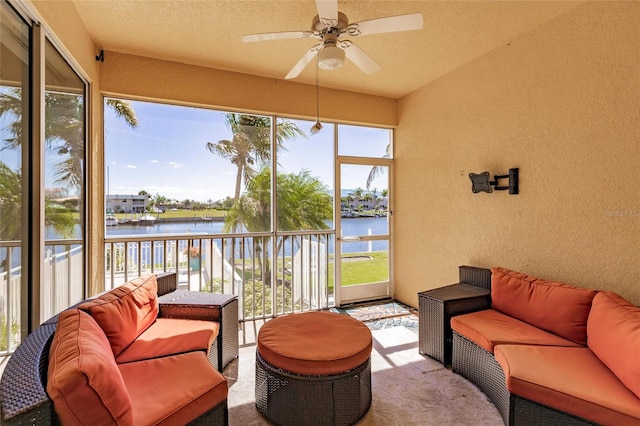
[79,274,159,357]
[119,351,227,425]
[115,318,219,364]
[495,345,640,425]
[588,291,640,399]
[451,309,581,353]
[47,309,133,425]
[491,267,596,345]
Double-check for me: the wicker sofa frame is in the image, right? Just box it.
[0,272,229,426]
[450,266,598,426]
[255,351,371,426]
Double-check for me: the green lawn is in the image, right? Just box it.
[330,250,389,287]
[233,250,388,292]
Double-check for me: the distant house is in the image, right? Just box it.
[106,194,148,213]
[340,197,388,212]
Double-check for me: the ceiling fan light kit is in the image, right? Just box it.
[310,121,323,135]
[241,0,423,79]
[318,44,345,70]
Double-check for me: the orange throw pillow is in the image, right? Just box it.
[79,273,159,356]
[587,291,640,399]
[491,267,596,345]
[47,309,133,425]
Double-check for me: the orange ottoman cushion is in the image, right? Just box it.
[79,273,159,357]
[47,309,133,425]
[257,311,372,375]
[491,267,596,345]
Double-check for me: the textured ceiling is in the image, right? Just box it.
[70,0,579,99]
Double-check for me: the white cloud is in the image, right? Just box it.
[126,164,136,169]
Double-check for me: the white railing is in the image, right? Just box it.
[1,240,84,355]
[104,231,335,321]
[0,231,335,355]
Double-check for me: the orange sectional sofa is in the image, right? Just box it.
[451,267,640,426]
[0,273,229,426]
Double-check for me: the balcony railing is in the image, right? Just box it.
[0,231,335,355]
[107,230,335,321]
[1,239,84,354]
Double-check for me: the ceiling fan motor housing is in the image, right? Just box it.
[312,11,349,33]
[241,3,423,79]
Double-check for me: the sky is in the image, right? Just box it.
[104,99,391,203]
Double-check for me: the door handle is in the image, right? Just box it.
[338,236,361,241]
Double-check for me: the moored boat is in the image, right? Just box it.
[106,214,118,226]
[137,213,157,225]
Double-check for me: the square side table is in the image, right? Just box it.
[158,290,239,371]
[419,283,490,366]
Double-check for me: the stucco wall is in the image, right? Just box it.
[100,51,397,128]
[395,1,640,306]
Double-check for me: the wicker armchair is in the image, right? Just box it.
[0,272,228,426]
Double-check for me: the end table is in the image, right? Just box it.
[419,284,490,366]
[158,290,239,371]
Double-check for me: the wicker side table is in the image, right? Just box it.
[158,290,238,372]
[419,283,490,366]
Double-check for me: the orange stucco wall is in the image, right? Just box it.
[394,1,640,305]
[99,52,396,128]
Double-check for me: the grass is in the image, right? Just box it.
[331,251,389,286]
[231,250,389,292]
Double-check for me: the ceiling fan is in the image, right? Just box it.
[241,0,424,79]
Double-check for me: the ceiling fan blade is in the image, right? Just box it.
[348,13,423,37]
[285,45,321,80]
[242,31,314,43]
[343,43,380,75]
[315,0,338,28]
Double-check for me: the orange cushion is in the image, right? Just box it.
[491,267,596,345]
[116,318,219,364]
[257,311,372,375]
[47,309,133,425]
[451,309,581,353]
[495,345,640,426]
[588,291,640,399]
[119,351,227,425]
[79,274,159,357]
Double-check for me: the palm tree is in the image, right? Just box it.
[366,143,391,191]
[0,164,21,245]
[352,187,364,201]
[224,167,332,233]
[1,91,138,189]
[206,114,305,207]
[0,164,74,269]
[0,91,137,269]
[224,166,332,285]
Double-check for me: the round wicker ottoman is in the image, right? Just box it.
[255,311,373,426]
